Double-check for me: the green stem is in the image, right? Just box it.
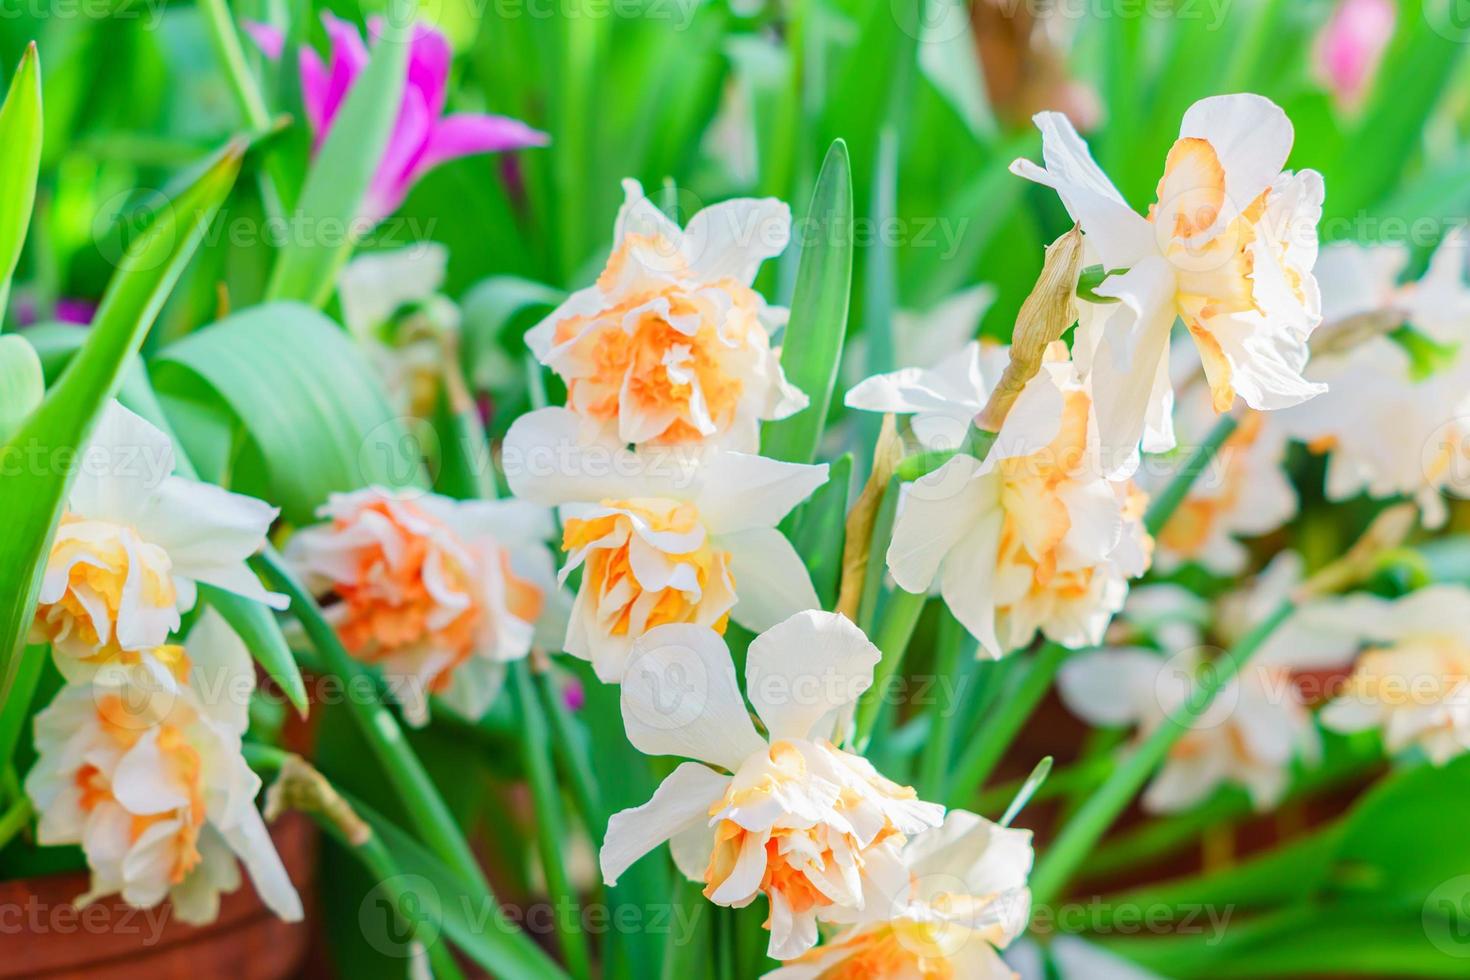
[510,662,592,980]
[534,666,604,846]
[917,614,968,799]
[1145,413,1239,537]
[253,547,490,891]
[1029,600,1295,908]
[0,643,45,772]
[852,588,927,750]
[244,747,467,980]
[945,642,1069,806]
[0,795,32,851]
[974,752,1116,817]
[197,0,272,129]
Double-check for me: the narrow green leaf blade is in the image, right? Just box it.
[0,43,41,319]
[264,7,411,306]
[0,141,243,702]
[762,139,853,466]
[0,333,42,443]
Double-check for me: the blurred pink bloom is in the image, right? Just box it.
[1314,0,1395,108]
[248,15,547,222]
[562,676,585,713]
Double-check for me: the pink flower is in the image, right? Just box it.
[1314,0,1395,109]
[248,15,547,222]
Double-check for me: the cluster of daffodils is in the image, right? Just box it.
[500,181,1034,969]
[25,402,301,924]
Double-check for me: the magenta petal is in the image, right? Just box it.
[243,21,285,59]
[364,87,433,222]
[320,13,370,132]
[407,23,453,120]
[299,47,331,141]
[410,114,549,182]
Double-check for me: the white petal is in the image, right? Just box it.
[724,528,821,633]
[600,761,731,885]
[1056,648,1162,727]
[220,805,305,922]
[682,197,790,285]
[1009,112,1152,270]
[185,608,255,734]
[745,611,881,741]
[1090,256,1180,477]
[69,401,176,524]
[621,623,766,769]
[886,454,993,593]
[695,451,827,535]
[1179,94,1293,234]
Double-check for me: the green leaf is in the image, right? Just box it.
[263,4,412,307]
[203,585,307,715]
[789,451,851,609]
[0,333,42,443]
[0,140,243,705]
[761,139,853,466]
[0,43,41,319]
[152,302,425,525]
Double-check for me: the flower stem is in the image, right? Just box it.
[0,795,32,851]
[1029,599,1295,908]
[944,641,1069,806]
[852,587,927,750]
[1144,413,1239,537]
[253,546,491,890]
[534,665,604,846]
[511,662,592,980]
[917,613,969,799]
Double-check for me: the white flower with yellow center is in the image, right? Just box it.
[1060,554,1358,811]
[25,610,302,925]
[526,179,806,450]
[599,612,945,959]
[765,809,1032,979]
[30,401,285,683]
[1145,348,1296,574]
[1320,585,1470,764]
[285,486,562,726]
[504,406,826,682]
[848,344,1152,658]
[1277,237,1470,528]
[1012,94,1325,472]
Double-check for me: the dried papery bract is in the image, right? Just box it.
[265,753,372,847]
[1293,502,1419,602]
[975,225,1084,435]
[836,413,903,621]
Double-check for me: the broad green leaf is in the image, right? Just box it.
[0,333,42,442]
[263,5,411,307]
[761,139,853,466]
[202,585,308,715]
[0,141,242,704]
[152,302,425,525]
[789,451,851,609]
[0,43,41,319]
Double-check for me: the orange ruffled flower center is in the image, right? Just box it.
[561,499,733,636]
[77,694,207,885]
[551,235,767,445]
[33,514,178,662]
[790,921,958,979]
[331,499,541,691]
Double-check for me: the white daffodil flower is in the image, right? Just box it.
[849,345,1152,658]
[504,405,827,682]
[285,486,563,726]
[525,179,806,451]
[764,809,1032,979]
[1145,348,1297,574]
[1012,94,1325,473]
[1060,554,1358,812]
[31,401,285,683]
[26,610,303,925]
[1320,585,1470,764]
[599,612,945,960]
[841,285,995,395]
[338,242,461,419]
[1277,237,1470,528]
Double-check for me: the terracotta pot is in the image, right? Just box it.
[0,812,316,979]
